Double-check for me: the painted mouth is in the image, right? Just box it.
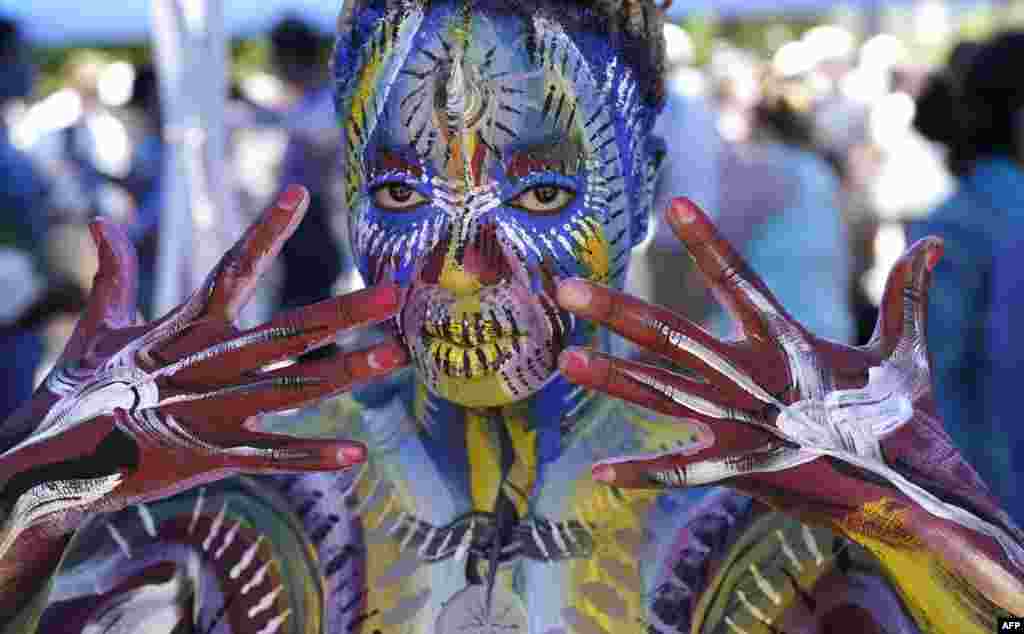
[402,277,568,406]
[421,309,530,379]
[424,336,528,379]
[395,222,571,405]
[422,309,523,346]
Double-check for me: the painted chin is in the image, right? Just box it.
[402,280,566,408]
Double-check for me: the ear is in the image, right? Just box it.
[631,135,666,248]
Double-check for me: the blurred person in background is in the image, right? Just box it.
[712,80,854,343]
[813,74,874,345]
[709,44,760,144]
[0,17,84,420]
[115,65,164,317]
[912,41,984,149]
[59,52,118,219]
[269,17,347,314]
[625,22,720,333]
[906,31,1024,524]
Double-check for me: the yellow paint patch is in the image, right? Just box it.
[624,407,712,454]
[503,412,537,516]
[466,411,502,510]
[434,370,519,408]
[577,217,610,285]
[836,498,921,549]
[355,472,409,630]
[851,531,1001,634]
[567,477,658,633]
[438,250,483,297]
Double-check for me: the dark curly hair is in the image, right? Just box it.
[754,93,814,149]
[272,16,331,84]
[916,34,1024,177]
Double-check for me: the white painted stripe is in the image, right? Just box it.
[802,525,824,566]
[215,520,242,559]
[230,536,265,580]
[242,561,271,596]
[247,584,283,618]
[748,563,782,606]
[775,530,804,573]
[188,487,205,535]
[106,522,132,558]
[202,502,228,552]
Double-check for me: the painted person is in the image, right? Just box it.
[0,1,1022,633]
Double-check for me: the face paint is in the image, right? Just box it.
[336,0,663,408]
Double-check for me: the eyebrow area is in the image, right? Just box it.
[505,137,582,178]
[371,150,425,178]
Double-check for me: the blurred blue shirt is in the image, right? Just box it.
[987,236,1024,521]
[650,81,720,247]
[0,124,51,420]
[711,142,854,344]
[907,157,1024,522]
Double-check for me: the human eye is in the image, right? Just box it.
[371,183,429,211]
[508,184,576,215]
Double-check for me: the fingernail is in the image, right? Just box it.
[670,198,698,225]
[926,245,940,272]
[558,348,590,374]
[89,221,114,269]
[340,444,366,464]
[557,279,592,310]
[89,220,104,247]
[592,464,616,483]
[368,344,404,370]
[373,284,400,310]
[279,185,306,211]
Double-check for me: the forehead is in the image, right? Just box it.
[363,2,622,178]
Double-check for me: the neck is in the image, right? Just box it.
[404,329,610,511]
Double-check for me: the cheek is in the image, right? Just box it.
[351,203,445,286]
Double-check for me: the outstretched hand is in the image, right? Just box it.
[0,186,407,556]
[555,198,1024,609]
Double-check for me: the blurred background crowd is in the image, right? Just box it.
[0,0,1021,520]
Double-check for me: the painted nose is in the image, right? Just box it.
[421,222,515,297]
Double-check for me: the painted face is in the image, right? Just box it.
[336,0,663,408]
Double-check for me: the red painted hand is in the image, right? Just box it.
[556,198,1024,609]
[0,186,406,555]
